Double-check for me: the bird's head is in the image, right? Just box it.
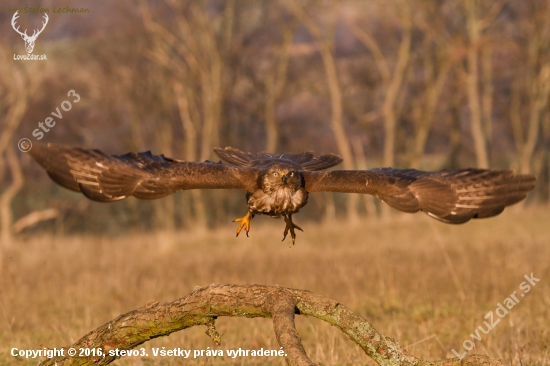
[263,164,302,192]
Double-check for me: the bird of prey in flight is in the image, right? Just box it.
[30,143,536,243]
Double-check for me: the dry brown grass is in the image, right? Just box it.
[1,208,549,365]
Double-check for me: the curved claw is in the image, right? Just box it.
[282,215,303,244]
[233,211,253,238]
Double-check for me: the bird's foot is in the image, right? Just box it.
[233,211,254,238]
[282,215,303,244]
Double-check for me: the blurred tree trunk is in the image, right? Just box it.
[519,64,550,174]
[410,37,452,169]
[348,5,412,169]
[465,0,489,169]
[510,79,525,159]
[153,123,176,232]
[464,0,504,169]
[348,2,411,218]
[173,81,207,229]
[446,94,465,169]
[264,75,280,153]
[263,25,294,153]
[381,6,411,170]
[117,68,145,226]
[351,137,378,218]
[510,1,550,176]
[0,44,43,248]
[127,106,145,151]
[287,1,358,222]
[190,0,231,163]
[481,46,493,143]
[115,65,177,232]
[142,0,236,227]
[547,129,550,207]
[0,147,23,248]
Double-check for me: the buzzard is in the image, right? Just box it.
[30,143,536,243]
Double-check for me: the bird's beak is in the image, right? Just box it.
[281,174,287,183]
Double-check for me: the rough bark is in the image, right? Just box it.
[38,284,501,366]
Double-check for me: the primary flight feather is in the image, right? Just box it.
[30,143,536,243]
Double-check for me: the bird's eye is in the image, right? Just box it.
[273,172,278,177]
[289,172,294,177]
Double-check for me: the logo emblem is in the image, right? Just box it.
[11,10,49,54]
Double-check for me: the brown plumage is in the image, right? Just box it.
[30,143,536,243]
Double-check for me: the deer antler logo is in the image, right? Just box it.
[11,11,49,54]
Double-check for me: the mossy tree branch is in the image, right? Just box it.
[38,284,501,366]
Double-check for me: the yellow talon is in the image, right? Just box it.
[282,214,303,244]
[233,211,254,237]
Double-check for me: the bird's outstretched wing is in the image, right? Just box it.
[30,143,259,202]
[302,168,536,224]
[213,147,343,171]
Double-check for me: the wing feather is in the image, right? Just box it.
[213,147,342,171]
[30,143,259,202]
[303,168,536,224]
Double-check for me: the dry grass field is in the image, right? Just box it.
[1,207,549,365]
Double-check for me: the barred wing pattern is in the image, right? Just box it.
[213,147,343,171]
[30,144,259,202]
[30,144,536,225]
[303,168,536,224]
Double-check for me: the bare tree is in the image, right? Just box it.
[347,2,412,170]
[140,0,237,227]
[263,23,295,153]
[0,43,44,247]
[286,0,359,222]
[173,81,207,228]
[408,35,453,169]
[463,0,504,168]
[38,284,501,366]
[519,64,550,175]
[481,46,493,144]
[345,2,411,218]
[507,2,550,177]
[141,0,235,160]
[153,119,176,232]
